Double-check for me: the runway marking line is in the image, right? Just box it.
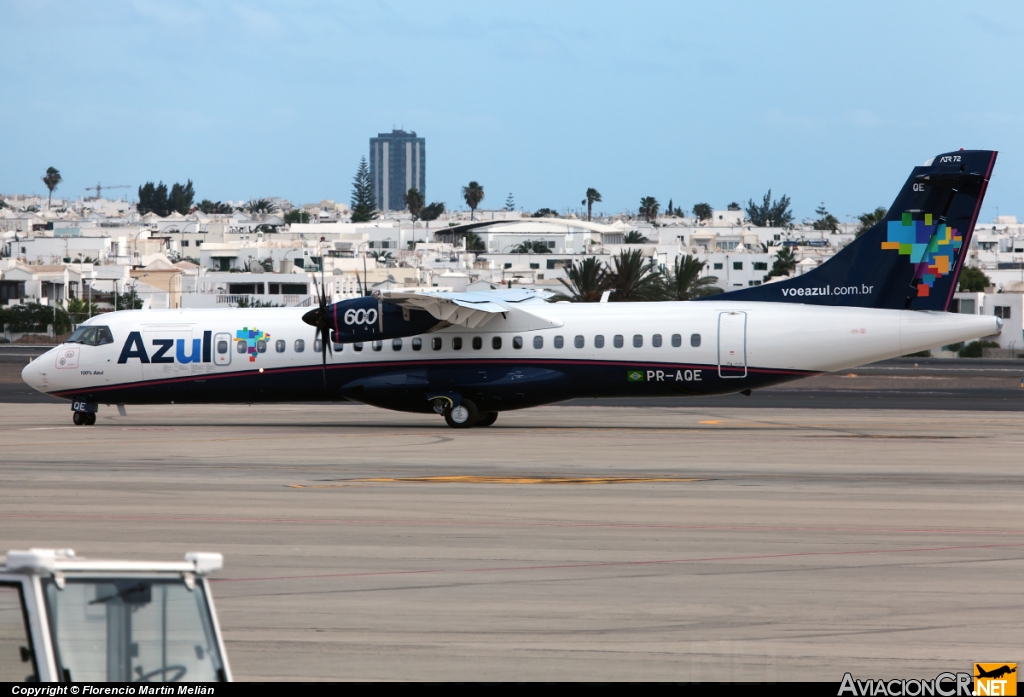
[697,420,723,425]
[286,475,703,488]
[210,541,1024,585]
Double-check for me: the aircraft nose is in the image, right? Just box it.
[21,354,49,394]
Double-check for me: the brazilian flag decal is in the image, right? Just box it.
[627,370,644,382]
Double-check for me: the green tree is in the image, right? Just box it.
[65,297,97,323]
[245,198,278,215]
[504,193,515,212]
[623,230,649,244]
[727,202,741,211]
[856,206,888,237]
[812,202,839,232]
[958,339,1000,358]
[137,181,193,216]
[420,201,445,222]
[582,188,602,222]
[765,246,797,280]
[607,249,662,301]
[556,257,610,302]
[0,303,71,334]
[533,208,559,218]
[42,167,62,210]
[693,203,713,222]
[746,189,793,228]
[462,181,485,220]
[512,240,551,254]
[662,255,722,300]
[959,266,991,292]
[168,180,195,214]
[350,157,377,223]
[464,231,486,252]
[405,187,425,224]
[198,200,234,214]
[639,196,660,223]
[284,209,311,224]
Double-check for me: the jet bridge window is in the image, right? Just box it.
[472,337,482,350]
[294,339,305,353]
[392,338,403,351]
[492,337,502,349]
[671,334,682,348]
[412,338,422,351]
[275,339,285,353]
[594,335,605,348]
[613,335,624,348]
[691,333,701,347]
[554,336,564,349]
[513,336,523,349]
[574,335,584,348]
[652,334,662,348]
[452,337,463,350]
[533,336,543,349]
[66,325,114,347]
[633,335,643,348]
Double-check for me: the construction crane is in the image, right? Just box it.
[84,182,131,199]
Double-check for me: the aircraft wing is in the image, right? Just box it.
[379,289,563,330]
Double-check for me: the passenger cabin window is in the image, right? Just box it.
[452,337,463,350]
[472,336,482,350]
[652,334,662,348]
[217,340,229,354]
[492,337,502,350]
[332,340,344,352]
[392,338,403,351]
[613,335,624,348]
[275,339,286,353]
[66,325,114,347]
[533,336,543,349]
[691,333,701,347]
[432,337,442,351]
[574,335,584,349]
[594,335,605,348]
[236,340,247,354]
[256,340,267,353]
[412,338,422,351]
[372,341,382,351]
[671,334,682,348]
[314,339,322,353]
[554,336,564,349]
[513,336,523,349]
[633,335,643,348]
[294,339,305,353]
[353,342,363,351]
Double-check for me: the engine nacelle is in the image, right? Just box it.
[327,296,440,343]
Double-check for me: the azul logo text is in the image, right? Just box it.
[118,331,213,364]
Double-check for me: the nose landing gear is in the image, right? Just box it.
[72,411,96,426]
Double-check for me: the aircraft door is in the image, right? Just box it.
[213,332,232,366]
[142,327,196,382]
[717,311,747,378]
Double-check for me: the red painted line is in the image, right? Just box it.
[0,513,1019,537]
[210,541,1024,584]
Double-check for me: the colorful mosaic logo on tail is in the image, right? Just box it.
[235,327,270,362]
[880,212,962,297]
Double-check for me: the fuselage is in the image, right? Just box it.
[22,301,1000,414]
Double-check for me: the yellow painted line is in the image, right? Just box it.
[287,475,703,488]
[697,420,722,424]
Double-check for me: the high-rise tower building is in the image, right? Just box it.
[369,129,425,212]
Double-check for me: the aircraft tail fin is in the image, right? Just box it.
[704,150,997,311]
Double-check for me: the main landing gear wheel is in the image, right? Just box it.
[444,399,479,429]
[476,412,498,427]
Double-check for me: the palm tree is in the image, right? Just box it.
[582,188,602,222]
[856,206,888,237]
[405,187,424,224]
[245,198,279,215]
[607,249,662,301]
[557,257,610,302]
[512,240,551,254]
[639,196,660,223]
[462,181,484,220]
[464,231,485,252]
[623,230,649,244]
[42,167,62,210]
[662,255,721,300]
[766,245,797,279]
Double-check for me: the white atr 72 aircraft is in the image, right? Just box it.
[23,149,1002,427]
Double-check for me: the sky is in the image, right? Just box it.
[3,0,1024,222]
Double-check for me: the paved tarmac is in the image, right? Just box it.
[1,403,1021,681]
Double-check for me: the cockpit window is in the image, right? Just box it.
[66,326,114,347]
